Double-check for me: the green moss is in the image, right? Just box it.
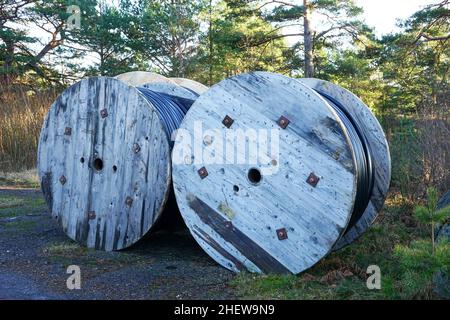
[0,194,47,219]
[0,195,25,209]
[2,220,37,231]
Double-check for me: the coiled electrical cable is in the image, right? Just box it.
[316,91,375,232]
[137,87,195,139]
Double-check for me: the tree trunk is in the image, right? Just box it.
[208,0,213,86]
[2,39,15,85]
[303,0,314,77]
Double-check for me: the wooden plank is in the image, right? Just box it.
[172,71,357,274]
[297,79,391,250]
[37,77,171,251]
[170,78,209,95]
[141,82,199,101]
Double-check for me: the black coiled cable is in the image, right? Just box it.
[137,87,195,140]
[316,91,375,232]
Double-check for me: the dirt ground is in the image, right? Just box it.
[0,188,235,300]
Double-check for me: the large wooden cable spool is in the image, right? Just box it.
[170,78,209,95]
[115,71,176,86]
[172,72,365,274]
[297,79,391,250]
[38,76,199,251]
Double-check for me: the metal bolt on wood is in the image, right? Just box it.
[222,115,234,128]
[64,127,72,136]
[59,175,67,185]
[306,173,320,187]
[100,108,108,118]
[277,116,290,129]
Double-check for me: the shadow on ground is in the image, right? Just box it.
[0,188,235,300]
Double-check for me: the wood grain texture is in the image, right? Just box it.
[37,77,171,251]
[170,78,209,95]
[172,71,358,274]
[116,71,175,86]
[297,79,391,250]
[142,82,199,101]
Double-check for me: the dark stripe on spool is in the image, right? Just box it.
[316,91,375,233]
[192,226,246,271]
[187,195,291,274]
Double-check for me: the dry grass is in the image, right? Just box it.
[0,168,40,188]
[0,85,58,172]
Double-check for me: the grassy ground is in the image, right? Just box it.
[0,169,40,189]
[0,176,235,300]
[0,172,447,299]
[230,194,447,300]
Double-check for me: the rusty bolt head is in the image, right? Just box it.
[222,115,234,129]
[276,228,288,240]
[125,196,133,207]
[306,172,320,187]
[88,211,96,220]
[277,116,290,129]
[197,167,208,179]
[133,143,141,154]
[64,127,72,136]
[100,109,108,118]
[59,175,67,185]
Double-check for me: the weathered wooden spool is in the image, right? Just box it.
[171,72,390,274]
[38,76,198,251]
[297,79,391,250]
[115,71,175,86]
[170,78,209,95]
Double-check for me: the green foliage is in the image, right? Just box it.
[64,0,146,76]
[391,187,450,298]
[389,118,423,200]
[133,0,207,77]
[394,240,450,298]
[193,0,288,84]
[415,187,450,226]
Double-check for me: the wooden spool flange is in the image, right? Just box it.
[115,71,175,86]
[142,82,199,101]
[172,72,360,274]
[170,78,209,95]
[37,77,171,251]
[297,79,391,250]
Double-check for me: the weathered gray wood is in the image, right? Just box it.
[170,78,209,95]
[297,78,391,250]
[116,71,175,86]
[172,72,358,274]
[142,82,199,101]
[37,77,171,251]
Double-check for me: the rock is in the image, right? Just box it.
[433,270,450,300]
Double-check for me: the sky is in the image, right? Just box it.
[355,0,442,36]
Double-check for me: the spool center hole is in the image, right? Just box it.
[248,168,262,185]
[93,158,104,171]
